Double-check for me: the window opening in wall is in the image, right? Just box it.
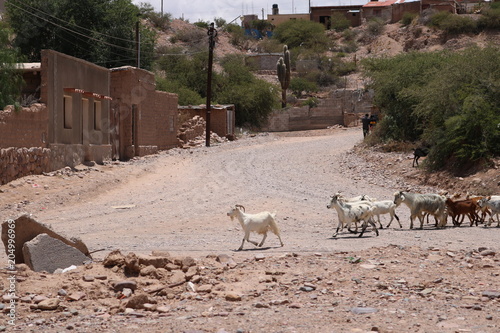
[63,95,73,129]
[82,98,89,144]
[94,100,102,130]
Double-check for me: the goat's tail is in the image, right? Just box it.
[269,212,281,236]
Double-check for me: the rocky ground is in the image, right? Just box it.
[0,127,499,333]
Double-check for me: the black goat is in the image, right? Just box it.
[413,146,430,167]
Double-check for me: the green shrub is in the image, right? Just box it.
[428,11,477,34]
[341,29,357,41]
[214,17,226,28]
[331,13,350,32]
[273,20,328,50]
[362,46,500,173]
[477,6,500,30]
[193,21,209,29]
[173,27,206,44]
[156,78,204,105]
[289,77,318,97]
[401,12,417,26]
[302,97,319,108]
[224,24,249,47]
[367,18,385,36]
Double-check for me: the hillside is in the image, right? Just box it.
[152,19,500,196]
[155,17,500,90]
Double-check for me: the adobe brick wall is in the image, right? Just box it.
[110,67,178,159]
[263,89,373,132]
[180,106,234,138]
[0,104,49,148]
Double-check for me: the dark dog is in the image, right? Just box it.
[413,147,429,167]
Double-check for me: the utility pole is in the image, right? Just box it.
[205,23,217,147]
[136,15,141,68]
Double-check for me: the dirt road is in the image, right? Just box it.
[1,127,499,333]
[2,127,499,258]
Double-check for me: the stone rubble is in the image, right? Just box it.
[1,245,498,332]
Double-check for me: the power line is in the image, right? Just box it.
[8,1,138,54]
[8,0,143,46]
[7,1,213,61]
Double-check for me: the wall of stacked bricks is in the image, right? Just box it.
[110,68,179,158]
[263,89,373,131]
[0,102,50,183]
[181,108,230,138]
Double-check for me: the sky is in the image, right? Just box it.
[133,0,369,24]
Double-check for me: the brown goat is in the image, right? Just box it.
[445,198,479,226]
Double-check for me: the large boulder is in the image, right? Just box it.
[22,233,91,273]
[1,214,90,264]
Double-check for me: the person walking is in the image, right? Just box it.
[361,114,370,138]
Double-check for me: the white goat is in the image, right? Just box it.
[327,194,379,238]
[393,191,447,229]
[371,200,402,228]
[336,193,377,231]
[477,196,500,227]
[227,205,284,251]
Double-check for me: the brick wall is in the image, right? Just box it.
[0,104,49,148]
[263,89,373,132]
[110,67,179,160]
[179,105,235,138]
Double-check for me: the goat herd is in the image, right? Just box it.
[227,192,500,250]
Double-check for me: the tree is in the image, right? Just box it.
[5,0,156,69]
[272,19,329,50]
[0,21,24,108]
[362,46,500,173]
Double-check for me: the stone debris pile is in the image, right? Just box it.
[177,115,229,148]
[2,246,499,332]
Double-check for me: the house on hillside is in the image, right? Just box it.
[362,0,421,23]
[267,4,310,27]
[310,4,366,28]
[421,0,457,13]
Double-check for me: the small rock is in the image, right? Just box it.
[225,292,242,301]
[58,289,67,296]
[481,290,500,299]
[121,288,133,298]
[82,275,94,282]
[255,254,265,261]
[37,298,60,310]
[479,249,496,256]
[156,306,170,313]
[186,282,196,292]
[289,303,303,309]
[33,295,48,304]
[67,292,86,301]
[196,284,212,293]
[351,307,378,314]
[254,302,269,308]
[113,280,137,292]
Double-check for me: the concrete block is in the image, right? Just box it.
[22,233,91,273]
[1,214,90,264]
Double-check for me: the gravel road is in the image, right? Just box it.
[5,126,497,260]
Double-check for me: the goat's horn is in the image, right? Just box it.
[235,204,245,212]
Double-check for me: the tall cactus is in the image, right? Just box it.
[277,45,291,108]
